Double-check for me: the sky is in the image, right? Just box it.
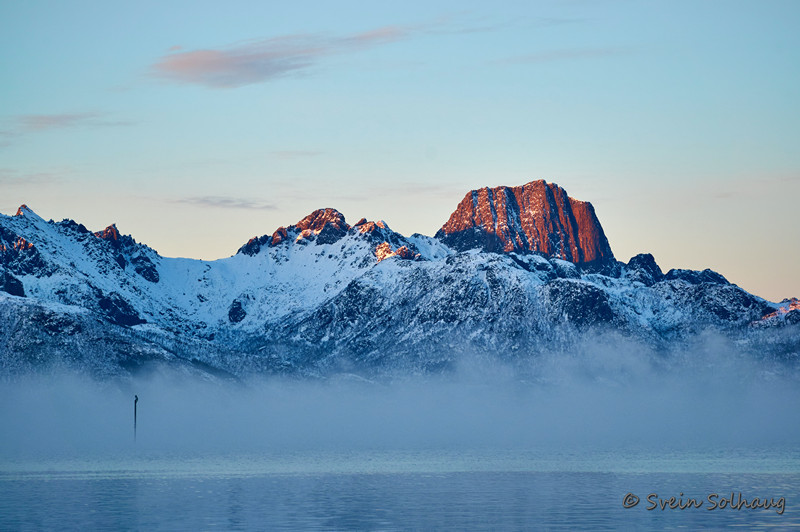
[1,0,798,300]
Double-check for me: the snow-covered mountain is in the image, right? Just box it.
[1,181,797,379]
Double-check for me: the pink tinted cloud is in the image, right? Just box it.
[15,113,132,132]
[151,26,411,89]
[17,112,100,132]
[0,113,133,148]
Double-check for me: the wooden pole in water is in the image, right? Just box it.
[134,395,138,442]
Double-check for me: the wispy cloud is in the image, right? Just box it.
[15,112,133,132]
[171,196,276,211]
[151,13,570,89]
[496,47,630,65]
[151,25,414,89]
[0,112,134,149]
[0,168,66,187]
[149,13,520,90]
[17,112,99,132]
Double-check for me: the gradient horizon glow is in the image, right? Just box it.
[1,1,798,300]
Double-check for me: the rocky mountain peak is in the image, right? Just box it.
[238,208,352,255]
[286,208,351,246]
[14,204,40,219]
[295,208,350,234]
[435,180,614,264]
[95,224,120,241]
[357,220,388,232]
[626,253,664,286]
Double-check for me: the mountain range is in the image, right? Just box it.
[1,180,797,380]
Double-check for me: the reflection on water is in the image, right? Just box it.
[1,447,798,530]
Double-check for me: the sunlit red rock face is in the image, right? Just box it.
[269,208,350,247]
[295,208,350,234]
[95,224,121,242]
[435,180,614,264]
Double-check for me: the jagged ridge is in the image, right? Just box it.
[0,181,796,379]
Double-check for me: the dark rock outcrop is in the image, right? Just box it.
[0,227,51,276]
[228,299,247,323]
[238,235,271,256]
[539,279,615,328]
[0,270,25,297]
[435,180,613,264]
[627,253,664,286]
[57,219,91,235]
[94,224,160,283]
[665,268,729,285]
[97,291,145,326]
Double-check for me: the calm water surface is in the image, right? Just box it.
[2,446,798,530]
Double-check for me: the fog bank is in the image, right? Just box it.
[1,338,798,457]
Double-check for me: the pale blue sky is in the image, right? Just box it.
[1,1,798,300]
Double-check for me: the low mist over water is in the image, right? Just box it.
[2,337,798,457]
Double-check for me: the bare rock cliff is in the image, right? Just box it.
[435,180,613,264]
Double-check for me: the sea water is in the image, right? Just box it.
[2,445,798,530]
